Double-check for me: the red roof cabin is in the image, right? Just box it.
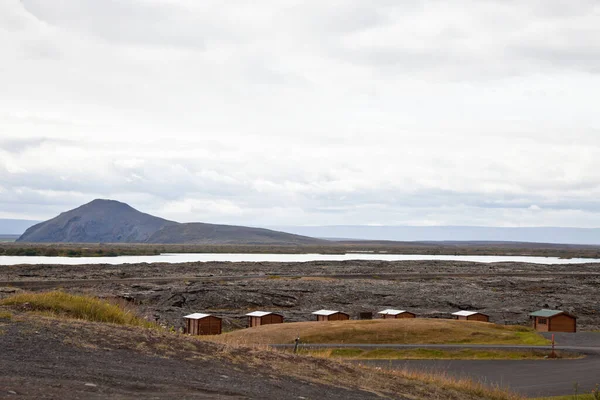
[183,313,222,335]
[246,311,284,328]
[312,309,350,322]
[530,309,576,333]
[452,310,489,322]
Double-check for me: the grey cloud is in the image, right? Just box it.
[2,1,600,227]
[20,38,62,60]
[22,0,207,50]
[0,137,76,153]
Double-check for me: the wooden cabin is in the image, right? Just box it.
[183,313,222,335]
[246,311,284,328]
[530,309,577,333]
[312,309,350,322]
[452,310,489,322]
[378,309,416,319]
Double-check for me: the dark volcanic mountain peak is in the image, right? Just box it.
[83,198,134,210]
[17,199,323,245]
[17,199,177,243]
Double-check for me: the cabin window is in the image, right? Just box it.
[538,318,547,324]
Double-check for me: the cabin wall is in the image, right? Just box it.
[467,314,489,322]
[261,314,284,325]
[549,315,576,333]
[187,317,222,335]
[328,313,349,321]
[199,316,222,335]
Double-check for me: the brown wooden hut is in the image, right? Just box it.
[530,309,576,332]
[312,309,350,322]
[378,309,416,319]
[452,311,489,322]
[183,313,222,335]
[246,311,284,328]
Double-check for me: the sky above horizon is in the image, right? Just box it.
[1,1,600,227]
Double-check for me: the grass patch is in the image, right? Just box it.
[383,365,525,400]
[0,311,13,320]
[213,318,550,346]
[300,347,579,360]
[0,291,154,327]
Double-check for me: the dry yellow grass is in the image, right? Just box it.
[0,291,155,328]
[211,318,549,345]
[298,347,578,360]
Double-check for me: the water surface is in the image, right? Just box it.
[1,253,599,265]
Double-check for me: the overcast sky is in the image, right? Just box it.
[1,0,600,227]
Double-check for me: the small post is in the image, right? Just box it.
[551,333,556,358]
[293,335,300,354]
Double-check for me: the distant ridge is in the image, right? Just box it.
[272,225,600,246]
[17,199,323,245]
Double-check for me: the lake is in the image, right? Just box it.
[0,253,599,265]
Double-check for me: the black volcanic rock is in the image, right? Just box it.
[16,199,323,245]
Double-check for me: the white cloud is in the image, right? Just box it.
[1,0,600,227]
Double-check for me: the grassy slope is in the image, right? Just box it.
[0,291,154,327]
[301,348,578,360]
[0,314,524,400]
[214,318,550,345]
[0,292,524,400]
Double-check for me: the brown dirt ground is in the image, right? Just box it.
[0,313,519,400]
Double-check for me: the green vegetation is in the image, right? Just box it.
[299,347,579,360]
[533,383,599,400]
[214,318,550,346]
[0,291,154,327]
[0,244,161,257]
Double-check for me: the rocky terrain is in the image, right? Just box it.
[1,260,599,331]
[0,314,429,399]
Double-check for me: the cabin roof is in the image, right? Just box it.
[246,311,274,317]
[312,309,342,316]
[452,310,487,317]
[183,313,212,320]
[529,309,574,318]
[378,309,410,315]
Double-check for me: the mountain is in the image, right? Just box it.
[17,199,176,243]
[0,219,40,234]
[271,225,600,245]
[146,222,322,245]
[16,199,323,245]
